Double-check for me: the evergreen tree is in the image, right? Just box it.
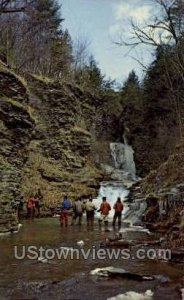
[143,44,184,137]
[48,29,73,79]
[0,0,73,78]
[22,0,73,77]
[87,55,103,88]
[120,70,142,105]
[75,55,104,89]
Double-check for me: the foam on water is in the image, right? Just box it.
[94,139,139,220]
[107,290,154,300]
[93,181,129,218]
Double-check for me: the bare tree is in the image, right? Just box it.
[0,0,32,13]
[116,0,184,140]
[71,36,92,84]
[0,0,73,79]
[73,37,91,71]
[116,0,184,48]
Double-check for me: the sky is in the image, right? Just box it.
[61,0,158,84]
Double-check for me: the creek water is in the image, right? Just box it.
[93,181,129,218]
[0,141,183,299]
[0,218,183,300]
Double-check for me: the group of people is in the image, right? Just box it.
[11,191,124,229]
[11,190,43,221]
[59,195,124,229]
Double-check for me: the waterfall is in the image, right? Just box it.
[93,182,129,218]
[94,136,137,219]
[110,143,125,169]
[110,136,136,181]
[123,200,147,226]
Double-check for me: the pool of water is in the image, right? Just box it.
[0,218,183,300]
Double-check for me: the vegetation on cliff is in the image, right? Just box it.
[0,0,184,243]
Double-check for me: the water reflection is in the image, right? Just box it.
[0,218,183,300]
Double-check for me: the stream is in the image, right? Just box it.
[0,141,183,299]
[0,217,183,300]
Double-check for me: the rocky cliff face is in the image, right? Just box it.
[22,75,104,205]
[2,64,182,235]
[119,98,184,249]
[0,67,106,233]
[128,143,184,250]
[0,68,35,233]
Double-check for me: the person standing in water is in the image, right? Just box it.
[112,197,124,228]
[27,195,35,220]
[34,189,43,218]
[17,196,24,221]
[85,196,96,227]
[11,196,24,221]
[71,198,84,226]
[98,197,111,230]
[60,195,71,227]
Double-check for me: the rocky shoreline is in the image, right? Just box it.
[126,180,184,253]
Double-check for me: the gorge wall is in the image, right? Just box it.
[1,63,183,234]
[0,65,111,233]
[0,68,35,233]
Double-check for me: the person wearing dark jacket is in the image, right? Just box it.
[11,197,24,221]
[85,196,96,227]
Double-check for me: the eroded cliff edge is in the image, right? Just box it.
[0,66,108,233]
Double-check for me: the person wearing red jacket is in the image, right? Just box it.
[98,197,111,230]
[112,197,124,228]
[27,196,35,219]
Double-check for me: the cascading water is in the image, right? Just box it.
[94,182,129,218]
[110,136,136,181]
[94,135,136,219]
[123,200,147,226]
